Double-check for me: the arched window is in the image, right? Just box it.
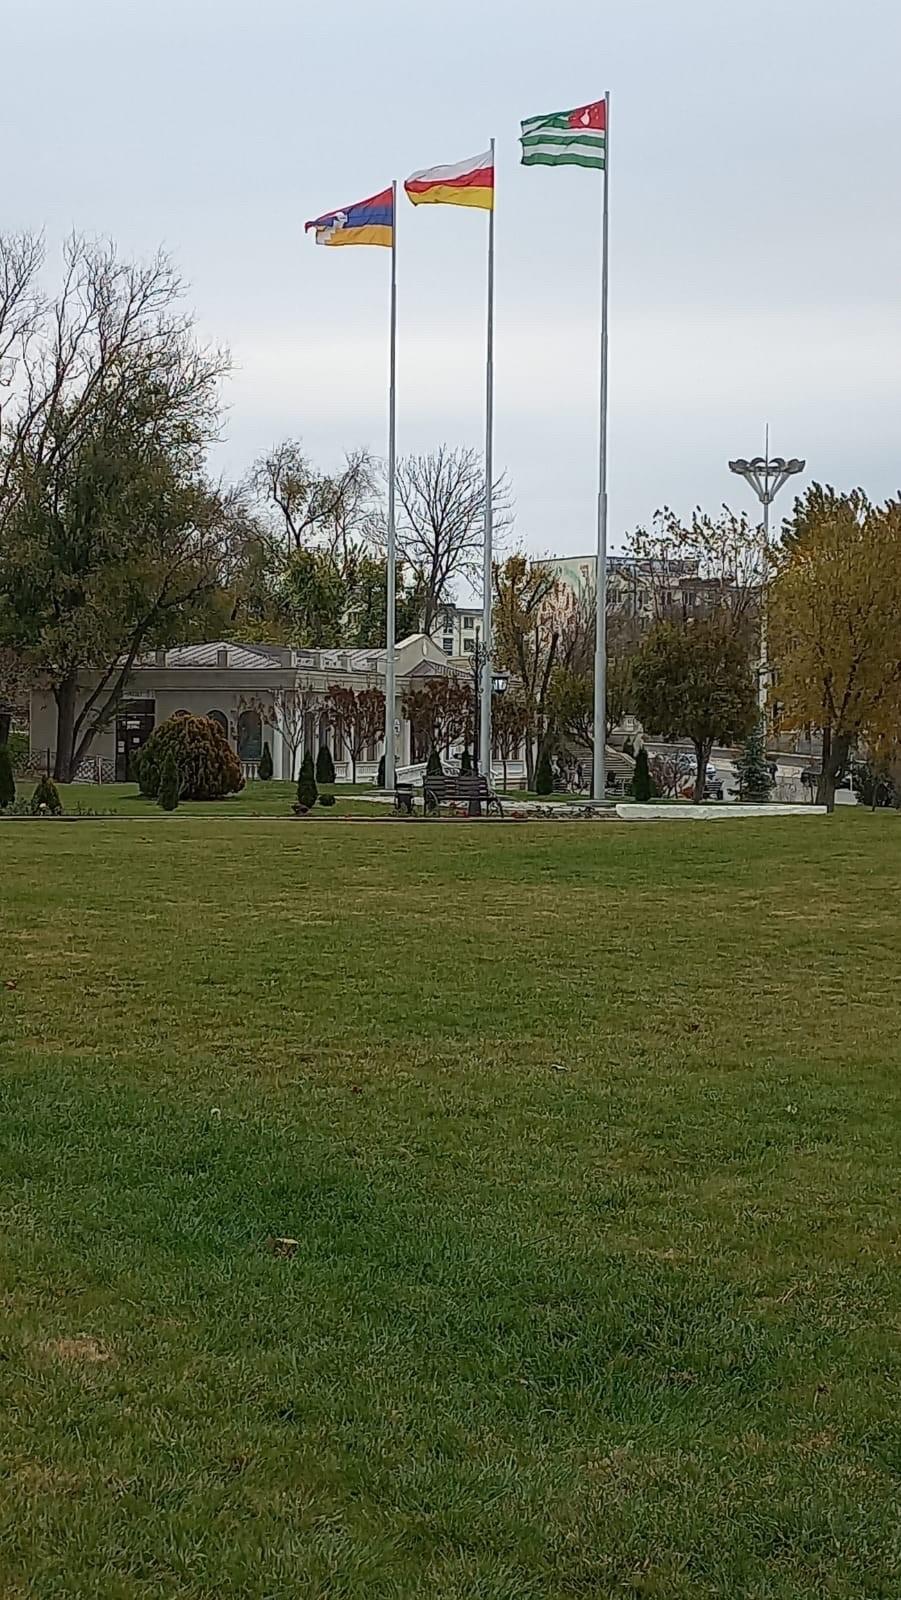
[207,710,229,740]
[236,708,263,763]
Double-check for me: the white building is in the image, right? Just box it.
[27,634,529,785]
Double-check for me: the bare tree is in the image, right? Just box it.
[252,439,379,563]
[240,678,320,781]
[624,505,765,631]
[392,446,511,633]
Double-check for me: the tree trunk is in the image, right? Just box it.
[692,740,711,804]
[351,751,357,784]
[525,738,536,790]
[816,726,849,814]
[502,756,508,791]
[0,710,11,746]
[53,675,80,781]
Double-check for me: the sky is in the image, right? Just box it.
[4,0,900,566]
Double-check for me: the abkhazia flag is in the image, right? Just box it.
[405,150,494,210]
[520,100,606,169]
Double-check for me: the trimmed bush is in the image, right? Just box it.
[426,749,442,778]
[296,750,318,812]
[31,775,62,815]
[631,746,654,802]
[535,750,554,795]
[135,714,244,801]
[158,753,180,811]
[258,741,273,781]
[460,747,472,775]
[377,754,385,787]
[0,745,15,809]
[316,745,335,784]
[319,793,336,807]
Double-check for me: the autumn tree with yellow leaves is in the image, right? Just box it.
[770,485,901,811]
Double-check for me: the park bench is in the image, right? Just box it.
[422,773,504,818]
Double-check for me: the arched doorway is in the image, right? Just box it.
[207,709,229,741]
[236,708,263,765]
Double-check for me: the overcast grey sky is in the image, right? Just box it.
[5,0,900,559]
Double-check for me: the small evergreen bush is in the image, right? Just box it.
[426,749,442,777]
[0,745,15,808]
[316,745,335,784]
[631,746,654,801]
[377,754,386,787]
[460,747,472,775]
[258,741,273,781]
[158,753,180,811]
[31,775,62,815]
[296,750,318,812]
[535,750,554,795]
[319,793,336,807]
[732,721,774,802]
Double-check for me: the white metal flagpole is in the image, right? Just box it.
[384,181,398,790]
[479,138,496,780]
[591,92,611,801]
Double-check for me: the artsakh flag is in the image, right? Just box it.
[305,186,394,248]
[405,150,494,210]
[521,100,606,170]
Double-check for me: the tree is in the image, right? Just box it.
[258,741,273,781]
[493,554,561,787]
[136,714,243,801]
[393,446,510,632]
[624,504,765,631]
[281,548,347,645]
[535,750,554,795]
[316,745,335,784]
[252,439,378,559]
[0,237,231,780]
[769,485,901,811]
[296,750,317,812]
[0,649,30,747]
[401,675,471,760]
[732,721,774,801]
[631,746,653,801]
[0,743,15,807]
[324,683,385,783]
[240,680,319,785]
[491,689,530,791]
[158,752,180,811]
[632,619,757,802]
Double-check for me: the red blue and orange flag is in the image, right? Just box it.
[305,186,394,248]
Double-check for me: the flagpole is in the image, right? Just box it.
[478,138,496,784]
[384,179,398,791]
[591,93,610,801]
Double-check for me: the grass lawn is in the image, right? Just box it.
[12,779,382,817]
[2,813,901,1598]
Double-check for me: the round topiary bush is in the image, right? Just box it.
[136,714,244,801]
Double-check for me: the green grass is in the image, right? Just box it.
[1,813,901,1598]
[11,779,381,817]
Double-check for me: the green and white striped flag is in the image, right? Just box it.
[520,99,607,170]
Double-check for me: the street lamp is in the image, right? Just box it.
[728,429,805,727]
[470,628,507,775]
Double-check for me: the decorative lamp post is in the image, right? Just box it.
[728,430,805,722]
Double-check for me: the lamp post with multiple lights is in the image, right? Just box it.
[728,431,805,722]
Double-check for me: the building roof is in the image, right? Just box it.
[136,642,286,670]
